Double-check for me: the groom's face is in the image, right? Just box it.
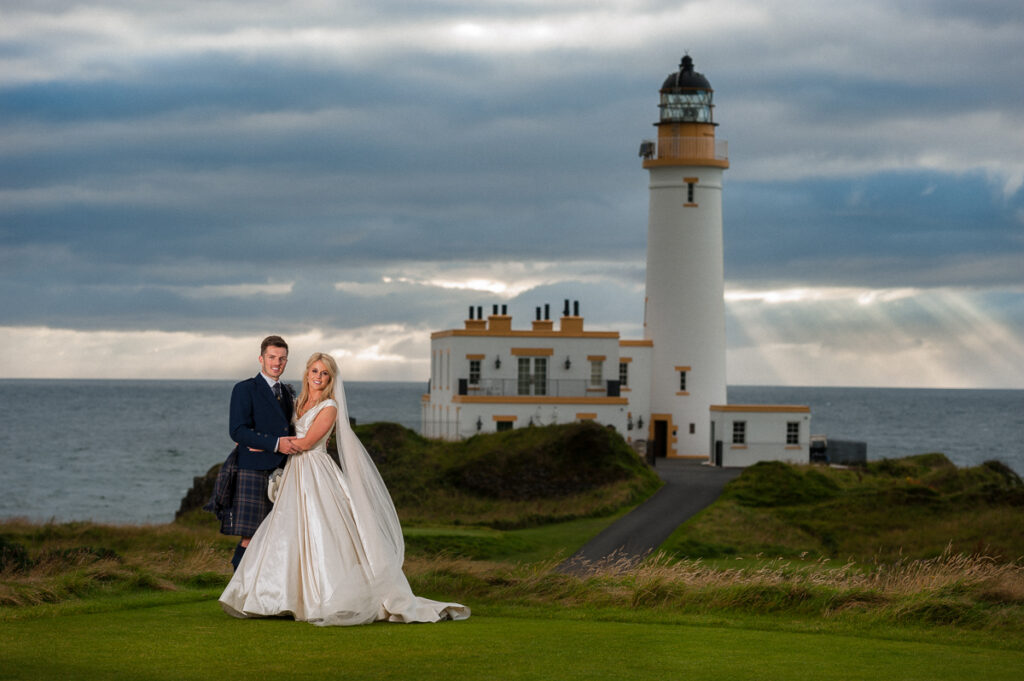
[259,346,289,381]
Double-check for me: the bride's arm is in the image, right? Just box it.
[286,406,338,452]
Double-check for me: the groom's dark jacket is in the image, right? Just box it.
[229,374,294,471]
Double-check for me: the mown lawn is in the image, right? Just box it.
[2,595,1023,681]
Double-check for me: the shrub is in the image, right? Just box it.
[0,536,31,573]
[725,461,840,507]
[447,422,653,500]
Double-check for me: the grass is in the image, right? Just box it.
[3,441,1024,678]
[0,510,630,610]
[6,520,1020,635]
[407,547,1024,635]
[2,597,1022,681]
[662,454,1024,563]
[401,512,630,562]
[348,421,662,529]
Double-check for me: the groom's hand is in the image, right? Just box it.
[278,437,301,455]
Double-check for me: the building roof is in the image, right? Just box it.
[661,55,712,91]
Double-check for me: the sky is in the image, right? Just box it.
[1,0,1022,388]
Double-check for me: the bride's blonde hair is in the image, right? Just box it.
[296,352,339,413]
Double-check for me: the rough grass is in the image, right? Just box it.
[406,547,1024,633]
[355,420,662,528]
[4,517,1022,635]
[4,450,1023,639]
[0,519,231,609]
[663,454,1024,563]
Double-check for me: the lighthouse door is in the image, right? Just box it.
[653,420,668,459]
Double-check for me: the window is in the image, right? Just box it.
[517,358,531,395]
[787,421,800,445]
[684,177,699,206]
[496,421,513,432]
[469,359,481,385]
[619,362,629,387]
[518,357,548,396]
[732,421,746,445]
[534,357,548,396]
[679,370,687,391]
[590,359,603,387]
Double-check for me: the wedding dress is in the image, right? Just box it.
[219,379,469,626]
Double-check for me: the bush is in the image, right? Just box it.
[0,535,31,573]
[448,422,652,500]
[725,461,840,507]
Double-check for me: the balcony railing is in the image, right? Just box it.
[455,378,621,398]
[639,137,728,162]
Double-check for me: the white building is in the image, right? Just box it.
[422,56,810,467]
[422,301,651,445]
[710,405,812,467]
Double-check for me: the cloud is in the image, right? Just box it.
[1,0,1023,387]
[725,285,1024,388]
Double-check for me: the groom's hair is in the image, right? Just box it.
[260,335,289,355]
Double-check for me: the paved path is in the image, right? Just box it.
[558,459,742,574]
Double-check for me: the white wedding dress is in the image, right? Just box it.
[219,391,469,626]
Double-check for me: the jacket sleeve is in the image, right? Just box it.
[229,381,279,454]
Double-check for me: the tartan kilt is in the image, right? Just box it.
[228,467,274,537]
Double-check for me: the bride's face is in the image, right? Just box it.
[306,361,331,392]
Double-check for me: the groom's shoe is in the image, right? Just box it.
[230,542,246,572]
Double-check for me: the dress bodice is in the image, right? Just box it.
[294,399,337,454]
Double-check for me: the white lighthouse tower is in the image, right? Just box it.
[641,55,729,459]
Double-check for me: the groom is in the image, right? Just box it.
[227,335,300,570]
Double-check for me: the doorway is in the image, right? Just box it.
[653,419,668,459]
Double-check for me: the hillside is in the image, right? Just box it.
[177,421,662,530]
[663,453,1024,562]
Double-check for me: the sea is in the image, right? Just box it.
[1,380,1021,525]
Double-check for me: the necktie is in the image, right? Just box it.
[273,383,282,402]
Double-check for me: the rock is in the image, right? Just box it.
[175,462,221,519]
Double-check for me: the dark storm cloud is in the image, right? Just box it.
[725,170,1024,288]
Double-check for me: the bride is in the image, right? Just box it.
[219,352,470,626]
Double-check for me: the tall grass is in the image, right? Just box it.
[5,451,1023,634]
[0,518,230,609]
[406,546,1024,630]
[4,517,1023,633]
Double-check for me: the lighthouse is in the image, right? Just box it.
[640,55,728,459]
[424,55,810,468]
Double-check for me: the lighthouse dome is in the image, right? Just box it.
[661,55,711,91]
[657,55,715,124]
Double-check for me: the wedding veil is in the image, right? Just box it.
[331,374,405,578]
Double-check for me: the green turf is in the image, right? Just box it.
[2,598,1022,681]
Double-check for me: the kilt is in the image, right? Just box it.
[229,467,275,537]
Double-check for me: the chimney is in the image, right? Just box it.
[532,301,554,332]
[464,303,487,331]
[488,302,512,333]
[560,298,584,334]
